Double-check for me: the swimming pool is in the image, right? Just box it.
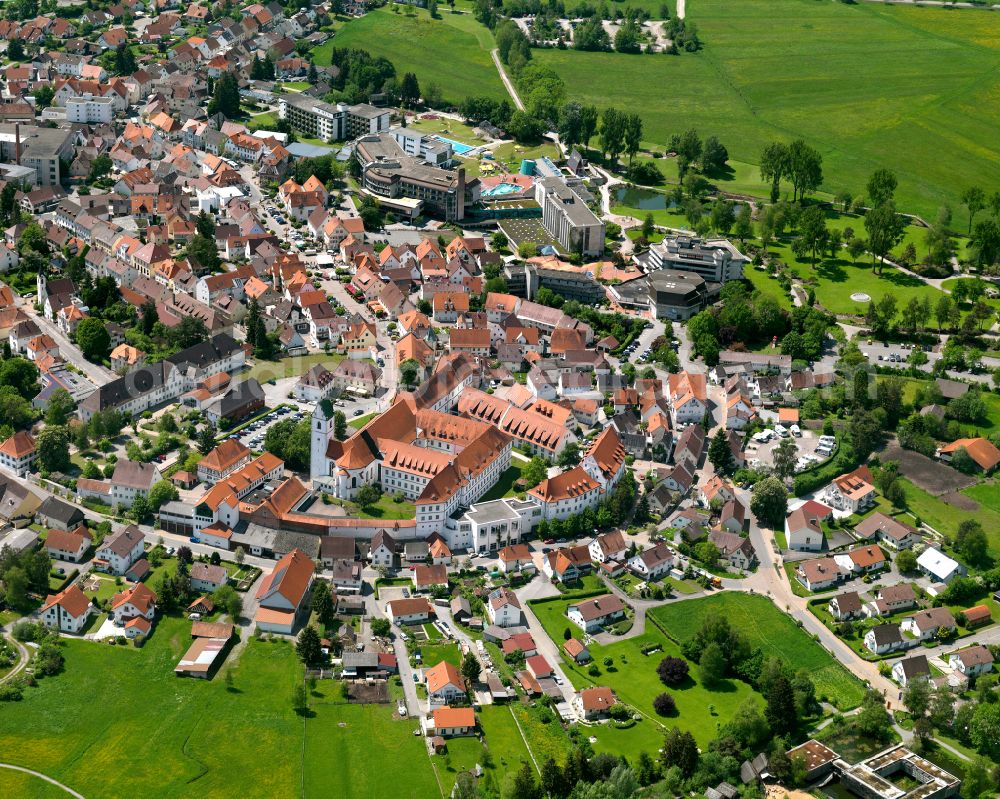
[482,182,523,198]
[435,135,475,155]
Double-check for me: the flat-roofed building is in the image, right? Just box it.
[647,234,747,284]
[534,176,604,257]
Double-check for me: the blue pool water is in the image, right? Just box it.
[482,182,523,198]
[435,135,475,154]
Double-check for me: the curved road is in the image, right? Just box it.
[0,632,30,685]
[0,764,86,798]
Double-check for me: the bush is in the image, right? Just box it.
[11,621,46,643]
[608,703,631,721]
[653,692,677,716]
[656,655,689,686]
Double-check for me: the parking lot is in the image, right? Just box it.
[223,404,304,453]
[858,340,936,368]
[745,428,833,473]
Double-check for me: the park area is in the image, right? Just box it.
[529,590,862,762]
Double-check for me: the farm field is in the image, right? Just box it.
[0,618,443,799]
[534,0,1000,218]
[897,477,1000,558]
[320,7,506,105]
[649,593,866,709]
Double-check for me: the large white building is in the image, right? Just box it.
[65,95,115,124]
[647,234,747,284]
[277,94,390,142]
[534,176,605,258]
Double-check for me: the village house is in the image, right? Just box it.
[426,660,465,705]
[866,583,917,618]
[854,512,922,550]
[254,548,315,634]
[795,557,845,592]
[386,597,433,625]
[94,525,145,575]
[901,607,957,642]
[190,563,228,593]
[111,582,157,638]
[574,686,617,721]
[412,563,448,593]
[197,439,253,485]
[917,547,965,584]
[708,529,757,571]
[948,645,994,679]
[40,584,93,633]
[892,655,930,687]
[564,638,591,664]
[567,594,627,633]
[825,466,877,513]
[864,623,905,655]
[628,542,674,580]
[44,526,91,562]
[498,544,534,574]
[432,706,476,737]
[487,587,523,628]
[0,431,37,477]
[588,530,627,564]
[828,591,863,622]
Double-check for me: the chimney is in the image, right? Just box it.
[14,122,21,164]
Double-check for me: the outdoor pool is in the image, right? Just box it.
[435,135,475,155]
[615,186,677,211]
[482,182,523,198]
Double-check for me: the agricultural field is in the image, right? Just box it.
[649,593,866,710]
[319,7,506,105]
[535,0,1000,218]
[0,618,442,799]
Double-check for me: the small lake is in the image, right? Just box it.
[615,186,677,211]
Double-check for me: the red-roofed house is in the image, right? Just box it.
[254,548,315,634]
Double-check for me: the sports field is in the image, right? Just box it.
[319,7,506,104]
[532,0,1000,219]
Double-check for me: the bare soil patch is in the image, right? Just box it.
[878,443,976,496]
[940,492,978,512]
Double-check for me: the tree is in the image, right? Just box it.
[969,702,1000,759]
[955,519,989,568]
[866,168,898,208]
[333,410,347,441]
[293,682,308,715]
[198,423,217,455]
[599,107,626,165]
[694,541,721,566]
[296,625,323,667]
[961,186,986,235]
[87,154,113,184]
[653,692,677,716]
[707,428,734,474]
[502,762,539,799]
[657,656,689,686]
[113,41,137,75]
[312,580,335,628]
[772,438,799,481]
[787,140,823,202]
[75,317,111,361]
[35,426,70,473]
[750,476,787,528]
[661,727,699,777]
[399,72,421,107]
[765,672,798,735]
[798,205,828,267]
[522,456,548,489]
[208,71,240,118]
[558,101,583,149]
[147,480,178,511]
[903,677,931,720]
[371,618,391,638]
[355,484,381,510]
[461,650,482,685]
[45,388,76,426]
[0,358,39,400]
[759,142,790,202]
[212,584,243,620]
[7,40,24,61]
[865,201,906,273]
[557,442,580,468]
[896,548,918,574]
[699,642,727,688]
[580,105,599,151]
[702,136,729,173]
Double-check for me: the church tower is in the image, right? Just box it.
[310,400,333,482]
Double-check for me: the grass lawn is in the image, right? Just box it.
[407,116,488,146]
[649,593,865,710]
[247,111,279,130]
[279,81,311,91]
[418,641,463,668]
[303,702,439,798]
[479,705,533,770]
[535,0,1000,219]
[248,352,343,383]
[899,478,1000,558]
[478,461,525,502]
[510,704,571,765]
[0,771,72,799]
[0,617,443,798]
[349,411,378,429]
[321,7,505,105]
[346,493,416,520]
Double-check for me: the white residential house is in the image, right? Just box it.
[94,525,145,575]
[627,543,674,580]
[892,655,930,687]
[864,623,905,655]
[39,585,93,633]
[589,530,627,564]
[486,587,523,628]
[917,547,965,584]
[567,594,627,633]
[948,646,994,679]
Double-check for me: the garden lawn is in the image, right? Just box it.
[479,705,534,770]
[419,641,463,668]
[510,704,571,765]
[349,412,378,429]
[899,478,1000,559]
[535,0,1000,219]
[347,493,416,520]
[319,7,505,105]
[649,593,865,709]
[248,352,343,382]
[303,702,439,798]
[530,597,757,752]
[478,461,525,502]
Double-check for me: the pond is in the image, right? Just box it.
[614,186,677,211]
